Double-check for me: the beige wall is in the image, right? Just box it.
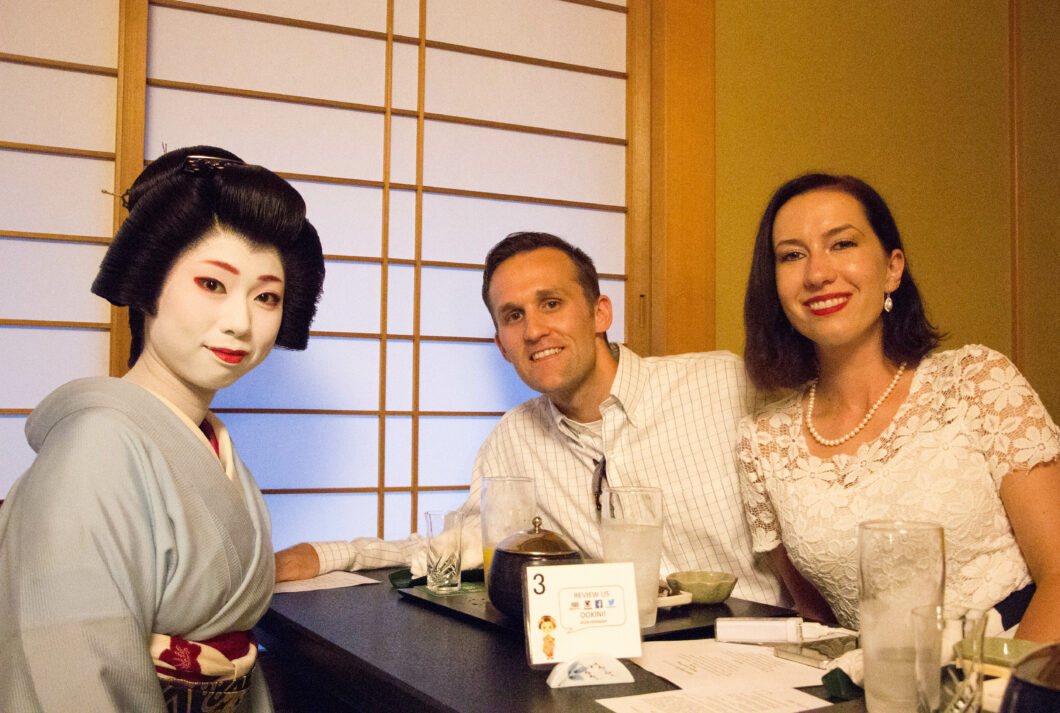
[711,0,1057,415]
[1017,0,1060,416]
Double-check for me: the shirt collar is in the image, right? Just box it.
[547,342,645,435]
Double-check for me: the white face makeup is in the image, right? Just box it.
[772,189,904,354]
[134,228,285,407]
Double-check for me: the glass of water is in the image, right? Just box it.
[858,520,945,713]
[426,510,464,595]
[599,486,664,629]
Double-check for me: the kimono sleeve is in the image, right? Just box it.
[0,410,171,713]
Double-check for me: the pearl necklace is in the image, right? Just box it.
[805,362,907,447]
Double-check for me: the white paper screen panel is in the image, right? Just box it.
[0,240,110,323]
[191,0,388,31]
[422,121,626,205]
[385,416,413,487]
[422,48,626,138]
[385,340,413,411]
[418,341,537,412]
[0,65,116,152]
[0,328,110,407]
[392,0,422,38]
[0,152,114,236]
[386,189,417,260]
[212,338,380,410]
[0,417,35,494]
[311,261,382,334]
[425,0,626,73]
[417,416,498,487]
[265,493,380,550]
[391,43,420,114]
[223,413,380,490]
[290,181,383,257]
[380,264,413,336]
[148,6,386,105]
[388,115,419,186]
[419,266,495,338]
[419,193,626,272]
[0,0,118,67]
[383,491,413,540]
[144,87,384,180]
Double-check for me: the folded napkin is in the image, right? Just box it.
[408,518,484,577]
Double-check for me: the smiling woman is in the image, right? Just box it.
[736,173,1060,644]
[0,146,324,713]
[128,230,287,417]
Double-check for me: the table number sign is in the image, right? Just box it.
[523,562,642,668]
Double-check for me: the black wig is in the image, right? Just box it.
[92,145,325,365]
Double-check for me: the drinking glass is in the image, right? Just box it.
[859,520,945,713]
[480,476,535,584]
[599,486,664,629]
[913,605,986,713]
[426,510,464,595]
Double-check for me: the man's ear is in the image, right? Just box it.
[594,295,613,335]
[494,332,512,363]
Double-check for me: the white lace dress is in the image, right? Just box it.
[738,345,1059,629]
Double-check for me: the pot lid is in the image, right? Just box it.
[496,516,578,556]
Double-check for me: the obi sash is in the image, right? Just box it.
[151,630,257,713]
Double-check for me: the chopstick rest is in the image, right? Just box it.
[546,652,634,688]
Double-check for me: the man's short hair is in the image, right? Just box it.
[481,232,601,321]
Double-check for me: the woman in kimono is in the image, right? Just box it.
[0,145,325,711]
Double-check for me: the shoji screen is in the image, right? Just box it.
[0,0,119,497]
[1,0,629,550]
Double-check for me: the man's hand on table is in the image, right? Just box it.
[275,543,321,582]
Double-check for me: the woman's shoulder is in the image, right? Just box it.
[918,344,1017,381]
[742,390,802,433]
[26,377,189,460]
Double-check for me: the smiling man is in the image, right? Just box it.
[275,233,784,607]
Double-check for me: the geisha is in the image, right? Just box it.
[0,145,324,712]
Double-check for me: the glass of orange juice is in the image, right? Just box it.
[480,476,535,584]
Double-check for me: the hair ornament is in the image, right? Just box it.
[182,155,245,174]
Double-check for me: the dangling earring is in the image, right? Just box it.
[883,293,893,313]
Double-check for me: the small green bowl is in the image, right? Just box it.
[955,637,1043,677]
[666,570,737,604]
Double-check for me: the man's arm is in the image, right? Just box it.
[274,498,485,582]
[273,412,527,583]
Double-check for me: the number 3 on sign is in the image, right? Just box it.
[522,562,642,667]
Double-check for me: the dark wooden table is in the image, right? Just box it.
[256,568,867,713]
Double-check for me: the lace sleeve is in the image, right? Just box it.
[737,416,782,553]
[959,346,1060,487]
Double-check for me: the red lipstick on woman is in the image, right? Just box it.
[209,348,247,364]
[804,293,850,316]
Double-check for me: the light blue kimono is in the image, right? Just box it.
[0,377,275,712]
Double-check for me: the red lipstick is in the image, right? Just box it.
[804,293,850,316]
[210,348,247,364]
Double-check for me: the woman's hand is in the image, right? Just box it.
[768,545,837,625]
